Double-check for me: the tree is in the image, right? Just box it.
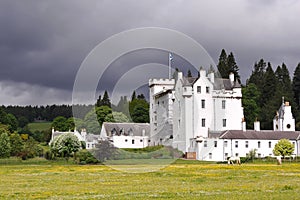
[50,133,81,161]
[273,139,294,158]
[95,106,112,125]
[21,137,42,159]
[101,90,111,107]
[131,104,150,123]
[104,112,130,123]
[262,63,276,104]
[129,97,149,123]
[83,110,101,133]
[92,140,116,162]
[293,63,300,107]
[227,52,241,83]
[131,91,136,101]
[242,84,260,129]
[248,59,266,95]
[10,133,24,156]
[52,116,68,131]
[217,49,229,79]
[0,132,11,158]
[187,69,192,77]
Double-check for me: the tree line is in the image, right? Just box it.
[216,49,300,130]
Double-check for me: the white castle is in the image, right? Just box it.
[149,68,299,160]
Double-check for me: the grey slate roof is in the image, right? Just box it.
[182,77,198,86]
[220,130,300,140]
[214,78,241,90]
[102,122,150,137]
[86,134,100,142]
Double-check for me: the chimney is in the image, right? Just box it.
[208,71,214,83]
[199,68,206,77]
[229,72,234,83]
[242,118,246,131]
[254,121,260,131]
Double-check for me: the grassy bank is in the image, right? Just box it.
[27,122,51,132]
[0,159,299,199]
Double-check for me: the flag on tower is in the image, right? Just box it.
[169,53,173,61]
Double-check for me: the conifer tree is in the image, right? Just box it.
[187,69,192,77]
[261,63,277,106]
[217,49,228,79]
[100,91,111,108]
[248,59,266,95]
[293,63,300,107]
[227,52,241,83]
[131,91,136,101]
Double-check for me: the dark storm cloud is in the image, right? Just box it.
[0,0,299,105]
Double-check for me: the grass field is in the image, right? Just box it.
[27,122,51,132]
[1,158,300,199]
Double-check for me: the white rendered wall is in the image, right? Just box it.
[112,135,149,149]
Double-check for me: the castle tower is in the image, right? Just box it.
[273,98,295,131]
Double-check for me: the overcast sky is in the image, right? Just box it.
[0,0,299,106]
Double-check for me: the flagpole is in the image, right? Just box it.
[168,54,170,79]
[168,53,172,79]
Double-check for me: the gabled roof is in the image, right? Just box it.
[86,134,100,142]
[220,130,300,140]
[214,79,241,90]
[102,122,150,137]
[182,77,198,86]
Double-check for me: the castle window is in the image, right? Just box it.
[209,153,212,159]
[225,153,228,159]
[269,141,271,148]
[222,100,226,109]
[201,118,206,127]
[132,139,135,144]
[204,140,207,147]
[224,141,228,147]
[206,86,210,94]
[201,99,205,108]
[214,141,217,147]
[245,141,248,148]
[258,153,261,158]
[140,139,143,142]
[287,124,291,129]
[235,141,238,148]
[125,139,128,142]
[235,153,239,157]
[258,141,261,148]
[197,86,201,93]
[222,119,227,127]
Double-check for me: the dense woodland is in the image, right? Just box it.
[0,49,300,159]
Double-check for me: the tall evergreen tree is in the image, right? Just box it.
[100,91,111,108]
[261,63,277,106]
[96,95,102,107]
[187,69,192,77]
[131,91,136,101]
[260,63,278,129]
[293,63,300,107]
[248,59,266,95]
[227,52,241,83]
[217,49,228,78]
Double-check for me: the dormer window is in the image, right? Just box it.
[128,128,133,136]
[111,128,117,136]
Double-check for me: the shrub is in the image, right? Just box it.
[76,150,98,164]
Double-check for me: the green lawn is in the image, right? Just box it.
[27,122,52,132]
[0,159,300,199]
